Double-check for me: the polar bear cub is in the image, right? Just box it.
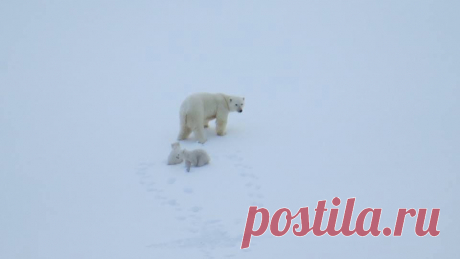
[167,142,183,165]
[180,149,210,172]
[177,93,245,144]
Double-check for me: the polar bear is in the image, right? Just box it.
[167,142,183,165]
[177,93,245,143]
[180,149,210,172]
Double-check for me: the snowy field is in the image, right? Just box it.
[1,1,459,258]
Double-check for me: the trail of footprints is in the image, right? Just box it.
[135,152,264,258]
[231,152,264,208]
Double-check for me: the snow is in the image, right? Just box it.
[1,1,459,258]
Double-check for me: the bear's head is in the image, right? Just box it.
[228,96,245,113]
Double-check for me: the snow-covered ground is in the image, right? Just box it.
[1,1,459,258]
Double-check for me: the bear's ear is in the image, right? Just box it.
[229,98,232,102]
[243,97,245,101]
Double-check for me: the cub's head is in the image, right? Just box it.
[228,96,245,113]
[171,142,181,150]
[167,148,183,165]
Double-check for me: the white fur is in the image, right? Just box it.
[167,142,183,165]
[180,149,210,172]
[177,93,245,143]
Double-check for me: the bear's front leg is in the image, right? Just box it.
[216,118,227,136]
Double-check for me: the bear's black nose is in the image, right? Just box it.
[238,109,243,113]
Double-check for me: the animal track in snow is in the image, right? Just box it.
[183,187,194,194]
[190,206,203,213]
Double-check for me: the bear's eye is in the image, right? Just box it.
[235,104,238,106]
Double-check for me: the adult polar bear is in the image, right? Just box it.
[177,93,245,144]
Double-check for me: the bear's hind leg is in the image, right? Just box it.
[178,126,192,140]
[193,126,207,144]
